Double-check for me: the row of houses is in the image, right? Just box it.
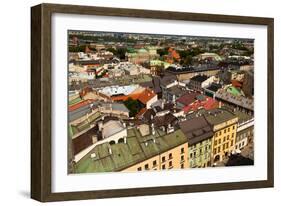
[72,106,253,173]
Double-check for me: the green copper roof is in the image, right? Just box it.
[226,86,243,96]
[74,128,187,173]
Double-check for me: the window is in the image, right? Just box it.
[214,148,217,154]
[228,128,230,132]
[219,139,221,144]
[224,129,226,133]
[214,140,217,146]
[153,160,157,167]
[232,133,234,138]
[162,156,166,162]
[181,147,185,154]
[145,164,149,170]
[169,153,173,159]
[181,155,184,161]
[219,131,222,135]
[223,136,226,142]
[169,161,173,167]
[226,143,229,148]
[233,125,235,130]
[190,153,193,158]
[162,164,166,170]
[218,147,221,153]
[227,135,230,140]
[223,144,225,150]
[137,167,142,171]
[181,163,184,169]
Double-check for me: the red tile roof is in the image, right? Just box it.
[69,99,95,112]
[183,96,219,113]
[138,88,156,104]
[176,91,200,106]
[231,80,243,88]
[111,88,156,105]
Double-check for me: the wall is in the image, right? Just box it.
[0,0,280,206]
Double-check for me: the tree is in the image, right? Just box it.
[123,98,143,117]
[68,45,86,52]
[157,47,169,57]
[116,48,128,60]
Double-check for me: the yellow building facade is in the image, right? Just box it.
[211,116,238,163]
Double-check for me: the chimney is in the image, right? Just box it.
[98,121,103,131]
[151,123,155,135]
[108,147,112,155]
[219,101,222,108]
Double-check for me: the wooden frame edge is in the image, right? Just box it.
[31,3,274,202]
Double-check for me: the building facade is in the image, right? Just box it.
[179,116,213,168]
[122,142,189,172]
[204,109,238,163]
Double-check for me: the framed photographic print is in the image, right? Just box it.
[31,3,274,202]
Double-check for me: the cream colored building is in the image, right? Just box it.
[122,141,189,172]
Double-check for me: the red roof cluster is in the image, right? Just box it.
[183,96,219,113]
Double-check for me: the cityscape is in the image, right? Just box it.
[68,31,254,174]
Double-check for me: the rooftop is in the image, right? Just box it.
[166,85,188,96]
[176,91,200,106]
[179,116,213,145]
[111,88,156,105]
[183,96,219,113]
[226,86,244,96]
[75,128,187,173]
[203,108,238,126]
[101,102,130,113]
[102,120,126,139]
[205,83,222,93]
[225,107,253,124]
[165,63,219,75]
[69,100,96,122]
[215,88,253,111]
[190,75,208,83]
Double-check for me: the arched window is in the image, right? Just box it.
[109,140,115,145]
[214,155,220,162]
[118,138,124,143]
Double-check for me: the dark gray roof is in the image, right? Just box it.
[69,104,92,122]
[190,75,208,83]
[205,83,222,92]
[179,116,213,145]
[160,75,177,87]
